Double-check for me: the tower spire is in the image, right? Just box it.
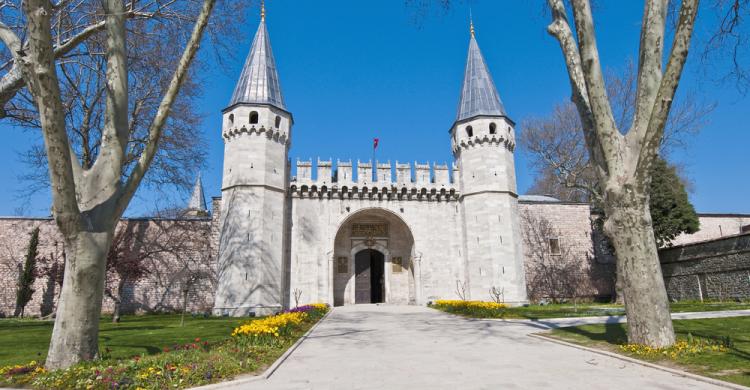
[261,0,265,21]
[228,5,286,110]
[469,9,474,38]
[455,21,505,122]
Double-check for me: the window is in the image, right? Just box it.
[489,122,497,134]
[275,115,281,128]
[466,126,473,137]
[392,257,403,273]
[249,111,259,124]
[549,238,561,256]
[336,257,348,274]
[742,224,750,234]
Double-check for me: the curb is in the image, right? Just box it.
[191,309,333,389]
[528,333,749,390]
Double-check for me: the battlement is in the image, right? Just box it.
[290,159,460,201]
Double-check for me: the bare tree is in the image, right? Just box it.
[545,0,701,347]
[0,0,218,369]
[698,0,750,93]
[520,63,713,205]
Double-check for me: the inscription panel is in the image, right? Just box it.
[352,223,388,237]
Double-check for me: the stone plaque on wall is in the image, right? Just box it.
[392,256,403,273]
[351,223,388,237]
[336,257,348,274]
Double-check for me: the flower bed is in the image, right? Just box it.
[0,304,329,389]
[619,333,731,359]
[430,300,509,317]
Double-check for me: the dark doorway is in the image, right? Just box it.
[354,249,385,304]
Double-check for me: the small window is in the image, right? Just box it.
[741,224,750,234]
[466,126,473,137]
[489,122,497,134]
[392,257,403,273]
[275,115,281,128]
[228,113,234,125]
[249,111,259,124]
[336,257,348,274]
[549,238,561,256]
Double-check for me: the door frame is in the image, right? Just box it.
[349,242,390,305]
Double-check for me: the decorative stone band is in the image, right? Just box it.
[451,134,515,155]
[222,124,290,146]
[289,184,460,202]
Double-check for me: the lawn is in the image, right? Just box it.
[430,300,750,320]
[0,314,247,367]
[547,316,750,387]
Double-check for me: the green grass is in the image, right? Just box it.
[547,316,750,387]
[431,300,750,320]
[0,314,248,367]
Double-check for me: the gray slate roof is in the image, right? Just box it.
[229,19,286,110]
[187,173,207,212]
[455,35,506,122]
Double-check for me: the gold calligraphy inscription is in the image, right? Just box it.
[351,223,388,237]
[336,257,348,274]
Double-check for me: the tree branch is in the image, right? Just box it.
[19,0,81,235]
[546,0,610,180]
[637,0,700,177]
[115,0,216,217]
[570,0,623,168]
[629,0,669,154]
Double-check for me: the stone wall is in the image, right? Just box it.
[0,217,216,318]
[518,202,616,301]
[660,232,750,301]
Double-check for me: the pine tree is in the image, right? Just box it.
[649,158,700,247]
[15,227,40,317]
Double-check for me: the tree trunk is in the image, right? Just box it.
[45,230,112,370]
[112,279,125,323]
[603,187,675,347]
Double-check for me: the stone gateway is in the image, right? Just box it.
[212,16,528,316]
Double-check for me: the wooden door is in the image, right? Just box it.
[355,250,371,304]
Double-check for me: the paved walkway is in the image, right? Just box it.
[229,305,746,390]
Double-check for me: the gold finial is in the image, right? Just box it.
[469,9,475,38]
[261,0,265,21]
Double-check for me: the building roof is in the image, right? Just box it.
[228,17,286,110]
[518,195,561,203]
[455,32,506,122]
[187,173,207,213]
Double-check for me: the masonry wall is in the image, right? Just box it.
[518,202,616,301]
[0,217,216,318]
[660,233,750,301]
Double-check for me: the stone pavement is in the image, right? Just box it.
[223,305,747,390]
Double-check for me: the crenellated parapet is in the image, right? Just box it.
[290,159,460,201]
[451,132,515,155]
[222,124,290,146]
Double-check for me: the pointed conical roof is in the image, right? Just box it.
[187,173,207,213]
[228,18,286,110]
[455,33,506,122]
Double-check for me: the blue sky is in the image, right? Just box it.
[0,1,748,216]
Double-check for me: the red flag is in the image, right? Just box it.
[373,138,379,150]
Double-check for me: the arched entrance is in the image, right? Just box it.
[331,208,417,306]
[355,249,385,303]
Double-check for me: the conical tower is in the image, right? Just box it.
[184,173,208,217]
[215,4,292,316]
[452,21,527,304]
